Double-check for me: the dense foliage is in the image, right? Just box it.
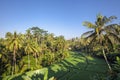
[0,27,69,78]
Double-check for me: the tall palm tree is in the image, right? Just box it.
[82,14,120,72]
[32,41,41,66]
[24,30,33,69]
[25,30,40,68]
[25,40,33,69]
[7,32,22,75]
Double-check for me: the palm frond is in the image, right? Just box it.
[104,24,119,34]
[108,32,120,43]
[109,16,117,21]
[103,16,117,24]
[88,35,97,46]
[82,32,97,46]
[105,24,118,30]
[83,21,96,28]
[86,32,96,39]
[104,35,113,48]
[81,30,94,38]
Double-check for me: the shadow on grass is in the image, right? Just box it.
[4,51,108,80]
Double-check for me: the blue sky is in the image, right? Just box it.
[0,0,120,39]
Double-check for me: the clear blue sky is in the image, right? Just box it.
[0,0,120,39]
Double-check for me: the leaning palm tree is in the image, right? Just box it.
[82,14,120,72]
[7,32,22,75]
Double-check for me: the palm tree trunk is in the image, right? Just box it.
[13,46,16,74]
[36,58,38,66]
[102,48,112,72]
[35,53,38,66]
[28,54,30,69]
[12,59,14,75]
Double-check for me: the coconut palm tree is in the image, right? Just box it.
[25,29,40,68]
[32,41,41,66]
[7,32,22,75]
[24,29,33,69]
[82,14,120,72]
[25,40,33,69]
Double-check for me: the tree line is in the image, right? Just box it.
[0,27,69,77]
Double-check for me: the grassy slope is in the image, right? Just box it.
[3,51,108,80]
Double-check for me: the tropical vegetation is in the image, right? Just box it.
[0,27,69,77]
[0,14,120,80]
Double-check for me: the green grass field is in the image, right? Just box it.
[3,51,108,80]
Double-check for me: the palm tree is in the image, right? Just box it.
[7,32,22,75]
[24,30,33,69]
[32,41,41,66]
[82,14,120,72]
[25,40,33,69]
[25,30,40,68]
